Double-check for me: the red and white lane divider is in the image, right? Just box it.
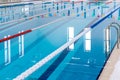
[0,16,73,67]
[0,17,71,65]
[1,5,102,43]
[106,1,113,4]
[0,30,32,43]
[0,16,70,43]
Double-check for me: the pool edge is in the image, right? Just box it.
[98,43,120,80]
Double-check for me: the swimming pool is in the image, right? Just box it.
[0,1,120,80]
[46,19,118,80]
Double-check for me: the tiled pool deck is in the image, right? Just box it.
[99,43,120,80]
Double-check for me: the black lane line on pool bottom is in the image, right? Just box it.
[38,49,69,80]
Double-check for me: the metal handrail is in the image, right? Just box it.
[110,22,120,42]
[105,22,120,53]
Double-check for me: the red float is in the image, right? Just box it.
[0,30,32,43]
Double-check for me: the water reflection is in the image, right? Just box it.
[84,30,91,52]
[104,28,110,56]
[68,27,74,50]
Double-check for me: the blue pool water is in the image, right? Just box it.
[28,18,118,80]
[0,16,96,80]
[48,19,117,80]
[0,1,120,80]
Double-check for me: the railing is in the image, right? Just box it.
[105,22,120,53]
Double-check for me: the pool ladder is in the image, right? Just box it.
[105,22,120,53]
